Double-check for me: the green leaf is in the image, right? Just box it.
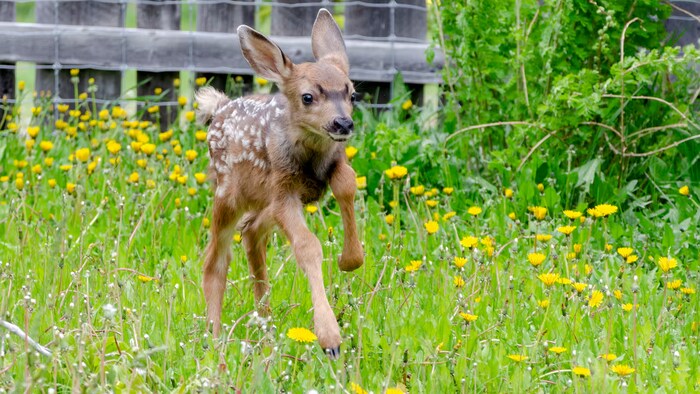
[573,158,603,194]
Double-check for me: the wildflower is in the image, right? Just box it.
[467,206,482,216]
[537,183,544,192]
[424,220,439,234]
[173,78,180,87]
[454,276,465,288]
[31,106,41,116]
[146,180,156,189]
[185,111,196,122]
[185,150,198,162]
[66,182,76,193]
[600,353,617,361]
[147,106,159,114]
[572,282,587,293]
[405,260,422,273]
[426,200,438,208]
[563,210,582,220]
[536,234,552,242]
[60,164,73,171]
[384,165,408,180]
[385,214,394,225]
[350,382,368,394]
[137,275,156,283]
[658,257,678,272]
[460,236,478,249]
[617,247,633,258]
[305,204,318,214]
[386,388,404,394]
[233,232,242,243]
[679,185,690,196]
[159,130,173,142]
[549,346,567,354]
[177,96,187,106]
[538,272,560,286]
[443,187,454,195]
[459,312,477,322]
[286,327,317,343]
[18,80,25,91]
[527,253,546,267]
[666,279,682,290]
[504,188,514,198]
[557,277,572,285]
[194,173,207,184]
[443,211,456,221]
[195,77,208,86]
[255,77,268,86]
[507,355,528,362]
[128,172,139,183]
[39,140,54,152]
[202,217,210,228]
[31,164,42,174]
[389,200,398,208]
[626,255,638,264]
[408,185,425,196]
[44,157,54,167]
[454,256,467,268]
[175,198,181,208]
[538,299,550,308]
[605,244,613,252]
[141,143,156,155]
[572,366,591,377]
[25,139,35,150]
[27,126,40,138]
[680,287,695,295]
[557,225,576,236]
[48,179,57,188]
[528,206,547,220]
[508,212,516,220]
[195,130,207,141]
[613,290,622,300]
[610,364,635,376]
[107,141,121,154]
[573,243,582,253]
[588,204,618,218]
[401,99,413,110]
[588,290,604,308]
[621,303,637,312]
[15,178,24,190]
[173,144,183,155]
[356,176,367,189]
[345,146,358,160]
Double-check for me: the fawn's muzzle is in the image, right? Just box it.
[328,117,354,140]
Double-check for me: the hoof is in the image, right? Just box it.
[324,346,341,360]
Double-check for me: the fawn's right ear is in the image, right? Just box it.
[238,25,293,83]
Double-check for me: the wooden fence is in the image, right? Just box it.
[0,0,438,121]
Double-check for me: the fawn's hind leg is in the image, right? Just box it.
[241,210,274,316]
[203,198,240,337]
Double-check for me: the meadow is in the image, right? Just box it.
[0,70,698,393]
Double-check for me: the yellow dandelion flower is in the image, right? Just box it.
[254,77,268,86]
[467,206,482,216]
[384,165,408,180]
[128,172,140,183]
[350,382,368,394]
[426,199,439,208]
[75,148,90,162]
[305,204,318,214]
[589,204,618,218]
[107,141,121,154]
[621,303,637,312]
[504,188,514,198]
[588,290,604,308]
[557,225,576,236]
[572,282,587,293]
[443,211,457,221]
[528,206,547,220]
[600,353,617,361]
[536,234,552,242]
[572,366,591,377]
[617,247,633,258]
[658,257,678,272]
[528,253,546,267]
[610,364,635,376]
[666,279,682,290]
[385,214,394,225]
[195,77,208,86]
[146,179,156,189]
[66,182,76,193]
[386,388,404,394]
[195,130,207,141]
[405,260,422,273]
[194,173,207,184]
[626,255,638,264]
[557,277,572,285]
[443,187,454,195]
[286,327,317,343]
[141,143,156,155]
[460,236,478,249]
[454,256,467,268]
[680,287,695,295]
[459,312,477,322]
[507,355,528,362]
[345,145,358,160]
[538,299,550,308]
[573,243,582,253]
[137,275,157,282]
[356,176,367,190]
[538,272,560,286]
[185,149,198,162]
[613,290,622,300]
[679,185,690,196]
[549,346,567,354]
[48,179,57,188]
[563,210,582,220]
[508,212,516,220]
[424,220,439,234]
[401,98,413,111]
[410,185,425,195]
[454,276,465,288]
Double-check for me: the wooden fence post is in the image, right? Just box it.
[345,0,427,105]
[271,0,322,37]
[137,0,180,129]
[0,1,14,103]
[35,0,125,105]
[196,0,255,95]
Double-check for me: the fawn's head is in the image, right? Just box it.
[237,9,355,142]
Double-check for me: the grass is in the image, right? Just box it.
[0,76,698,393]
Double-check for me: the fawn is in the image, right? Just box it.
[195,9,364,358]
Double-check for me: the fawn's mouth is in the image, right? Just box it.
[327,131,352,142]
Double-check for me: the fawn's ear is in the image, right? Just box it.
[238,25,293,83]
[311,9,349,75]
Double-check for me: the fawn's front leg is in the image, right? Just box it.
[330,162,364,271]
[274,197,341,357]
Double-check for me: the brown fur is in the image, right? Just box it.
[196,9,363,356]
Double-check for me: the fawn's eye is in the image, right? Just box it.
[350,92,357,103]
[301,94,313,105]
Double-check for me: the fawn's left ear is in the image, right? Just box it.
[311,9,349,75]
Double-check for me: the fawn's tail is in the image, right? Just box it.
[195,87,230,125]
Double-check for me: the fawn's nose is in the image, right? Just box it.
[333,117,354,135]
